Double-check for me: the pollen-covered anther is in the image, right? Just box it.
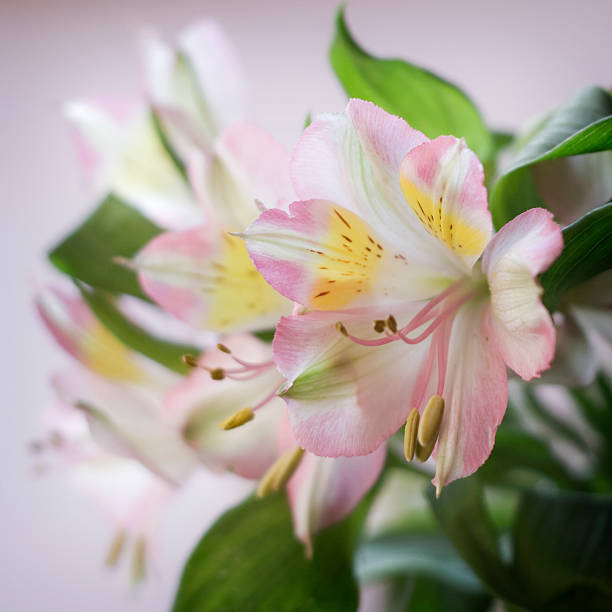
[336,321,348,337]
[373,319,386,333]
[414,395,445,463]
[182,354,199,368]
[131,536,147,583]
[209,368,225,380]
[216,343,232,354]
[105,530,126,567]
[220,408,254,430]
[386,315,398,333]
[404,408,420,461]
[256,446,305,498]
[417,395,445,447]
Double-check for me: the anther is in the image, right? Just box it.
[415,438,436,462]
[131,536,147,583]
[387,315,398,333]
[105,530,126,567]
[210,368,225,380]
[257,446,305,498]
[418,395,444,447]
[336,322,348,337]
[217,343,231,354]
[373,319,386,333]
[404,408,419,461]
[182,354,199,368]
[220,408,254,430]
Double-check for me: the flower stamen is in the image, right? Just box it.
[256,446,305,498]
[404,408,419,461]
[220,408,254,430]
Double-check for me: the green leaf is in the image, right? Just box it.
[540,202,612,312]
[253,328,275,343]
[173,493,359,612]
[355,533,485,593]
[491,86,612,228]
[408,575,492,612]
[78,285,198,375]
[512,488,612,609]
[330,9,493,163]
[479,426,579,490]
[427,478,526,605]
[49,194,162,301]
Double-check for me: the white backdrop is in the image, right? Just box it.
[3,0,611,609]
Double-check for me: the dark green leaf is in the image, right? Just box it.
[491,87,612,228]
[540,202,612,312]
[479,426,579,490]
[330,9,493,163]
[427,478,526,605]
[173,493,359,612]
[408,575,492,612]
[49,195,162,300]
[78,285,199,375]
[253,328,275,343]
[512,488,612,609]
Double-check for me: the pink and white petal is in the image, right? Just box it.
[281,417,386,551]
[243,199,452,311]
[214,121,295,218]
[399,136,492,271]
[189,121,294,232]
[36,287,148,383]
[291,100,451,268]
[164,335,284,479]
[136,226,290,333]
[433,300,508,493]
[65,101,199,229]
[274,309,433,457]
[53,368,199,485]
[482,208,563,380]
[178,21,247,138]
[143,29,214,155]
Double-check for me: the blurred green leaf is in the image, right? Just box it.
[480,426,580,490]
[49,194,162,300]
[355,533,485,593]
[512,488,612,610]
[78,285,198,375]
[253,329,275,343]
[491,87,612,228]
[427,478,526,606]
[408,575,492,612]
[540,202,612,312]
[330,8,493,163]
[173,493,360,612]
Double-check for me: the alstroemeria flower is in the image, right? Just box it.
[36,286,176,388]
[164,334,286,478]
[134,121,294,333]
[165,334,386,548]
[34,395,180,583]
[242,100,563,493]
[65,20,245,229]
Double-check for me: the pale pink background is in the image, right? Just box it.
[3,0,611,610]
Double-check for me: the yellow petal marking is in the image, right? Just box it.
[308,206,385,310]
[400,176,487,256]
[206,233,286,331]
[82,322,145,382]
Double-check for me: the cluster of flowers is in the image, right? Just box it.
[37,20,584,579]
